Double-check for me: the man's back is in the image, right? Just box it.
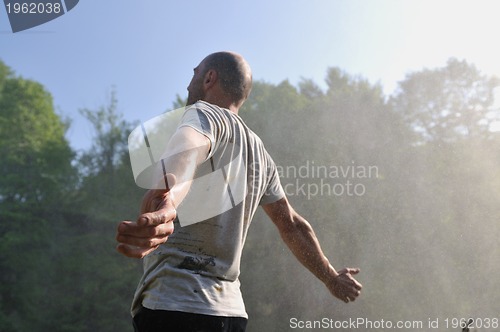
[131,101,284,318]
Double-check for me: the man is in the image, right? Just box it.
[116,51,362,332]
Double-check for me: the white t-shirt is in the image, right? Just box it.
[131,101,285,318]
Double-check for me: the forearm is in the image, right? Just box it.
[264,198,362,302]
[279,213,338,283]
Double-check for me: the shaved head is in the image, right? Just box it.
[201,51,253,105]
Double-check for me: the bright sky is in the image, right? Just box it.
[1,0,500,150]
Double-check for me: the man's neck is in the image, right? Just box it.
[200,97,240,115]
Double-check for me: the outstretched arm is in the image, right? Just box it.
[116,126,210,258]
[262,197,362,303]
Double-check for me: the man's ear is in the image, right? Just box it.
[203,69,218,88]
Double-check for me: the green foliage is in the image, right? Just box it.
[76,88,144,221]
[0,59,13,96]
[392,58,500,143]
[1,57,499,331]
[78,88,134,177]
[0,73,75,207]
[0,66,141,331]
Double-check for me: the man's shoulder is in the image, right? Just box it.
[191,101,248,127]
[191,101,224,113]
[188,101,266,145]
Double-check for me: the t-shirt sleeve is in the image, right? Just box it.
[178,105,216,159]
[259,158,285,205]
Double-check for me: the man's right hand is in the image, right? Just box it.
[116,174,177,259]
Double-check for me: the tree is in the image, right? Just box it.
[42,89,144,332]
[0,66,142,330]
[69,90,146,332]
[0,60,12,96]
[0,70,75,207]
[78,88,133,177]
[391,58,500,143]
[3,56,498,331]
[0,61,76,331]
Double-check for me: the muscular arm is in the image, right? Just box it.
[262,197,362,303]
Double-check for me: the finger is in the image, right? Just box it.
[117,235,168,249]
[138,208,176,227]
[346,278,362,291]
[116,243,158,259]
[116,223,174,243]
[338,268,362,288]
[341,275,362,290]
[117,220,153,237]
[339,267,360,275]
[353,279,363,290]
[343,288,361,303]
[117,221,173,239]
[117,223,172,244]
[347,294,357,302]
[116,221,135,237]
[348,286,362,297]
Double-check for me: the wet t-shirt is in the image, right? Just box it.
[131,101,285,318]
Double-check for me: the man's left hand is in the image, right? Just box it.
[326,267,362,303]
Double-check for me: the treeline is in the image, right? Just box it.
[1,58,499,331]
